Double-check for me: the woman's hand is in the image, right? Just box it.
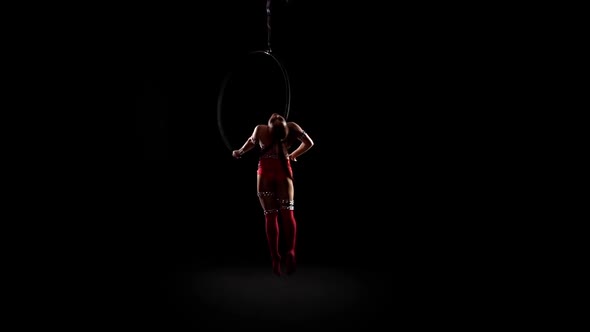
[232,150,243,159]
[288,154,297,162]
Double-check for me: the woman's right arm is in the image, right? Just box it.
[287,122,314,161]
[232,125,260,159]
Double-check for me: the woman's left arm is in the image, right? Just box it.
[232,125,260,159]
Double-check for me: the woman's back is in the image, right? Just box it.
[256,122,302,156]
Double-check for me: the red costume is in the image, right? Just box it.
[256,141,297,275]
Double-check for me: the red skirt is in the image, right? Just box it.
[257,157,293,180]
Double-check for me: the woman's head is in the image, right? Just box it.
[268,113,288,141]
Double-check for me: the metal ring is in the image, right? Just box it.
[217,50,291,152]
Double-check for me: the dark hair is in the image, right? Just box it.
[260,122,292,179]
[271,120,288,142]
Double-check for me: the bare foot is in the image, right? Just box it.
[272,257,282,276]
[285,251,296,275]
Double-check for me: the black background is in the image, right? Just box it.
[84,0,515,329]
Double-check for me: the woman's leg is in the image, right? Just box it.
[277,177,297,274]
[257,174,281,276]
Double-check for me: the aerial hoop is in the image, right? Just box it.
[217,0,292,152]
[216,50,291,152]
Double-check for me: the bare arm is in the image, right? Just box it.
[287,122,314,161]
[232,125,260,159]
